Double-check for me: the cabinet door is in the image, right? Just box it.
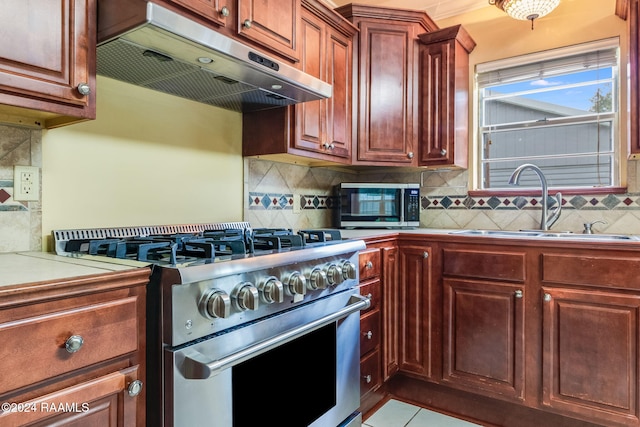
[324,26,352,159]
[542,287,640,425]
[237,0,299,61]
[0,366,141,427]
[418,26,473,168]
[171,0,231,26]
[398,244,435,380]
[354,20,418,165]
[442,278,525,402]
[0,0,95,126]
[294,11,325,154]
[382,245,399,380]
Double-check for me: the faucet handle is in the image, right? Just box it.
[583,220,607,234]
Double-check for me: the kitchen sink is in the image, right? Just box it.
[449,230,545,237]
[450,229,640,241]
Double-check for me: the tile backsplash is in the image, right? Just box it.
[0,124,42,252]
[245,158,640,235]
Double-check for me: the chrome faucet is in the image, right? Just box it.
[508,163,562,231]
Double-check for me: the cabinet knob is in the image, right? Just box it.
[65,335,84,353]
[515,290,523,299]
[407,152,414,159]
[76,83,91,96]
[127,380,144,397]
[363,374,372,384]
[329,143,335,150]
[364,330,373,340]
[220,6,229,17]
[365,261,373,269]
[544,293,552,302]
[422,251,429,259]
[440,149,447,156]
[243,19,252,29]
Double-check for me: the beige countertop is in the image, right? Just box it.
[0,252,148,288]
[338,228,454,240]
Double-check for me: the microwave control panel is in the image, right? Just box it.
[405,188,420,222]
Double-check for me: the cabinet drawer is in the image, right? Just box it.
[0,296,139,394]
[359,279,380,312]
[360,248,381,280]
[542,253,640,289]
[443,249,526,282]
[360,310,380,357]
[360,349,381,396]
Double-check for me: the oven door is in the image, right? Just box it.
[165,292,369,427]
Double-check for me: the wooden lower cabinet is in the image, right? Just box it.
[386,236,640,427]
[398,242,437,380]
[442,278,525,402]
[542,287,640,426]
[0,269,148,427]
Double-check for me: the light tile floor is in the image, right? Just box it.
[363,399,483,427]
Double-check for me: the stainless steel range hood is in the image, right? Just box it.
[96,2,331,112]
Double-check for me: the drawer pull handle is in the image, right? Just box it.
[363,374,372,384]
[367,293,373,299]
[65,335,84,353]
[128,380,144,397]
[365,261,373,269]
[544,293,552,302]
[423,251,429,259]
[515,290,523,299]
[364,331,373,340]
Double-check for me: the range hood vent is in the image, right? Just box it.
[96,3,331,113]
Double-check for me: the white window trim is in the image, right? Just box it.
[472,37,622,192]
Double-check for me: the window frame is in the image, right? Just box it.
[471,38,625,196]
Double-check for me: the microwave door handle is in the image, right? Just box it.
[180,294,371,380]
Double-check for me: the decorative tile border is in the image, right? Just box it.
[248,193,337,211]
[248,192,294,210]
[423,193,640,210]
[0,180,27,212]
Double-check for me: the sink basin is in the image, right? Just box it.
[450,230,544,238]
[450,230,640,241]
[538,233,640,241]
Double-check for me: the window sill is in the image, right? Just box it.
[469,187,628,198]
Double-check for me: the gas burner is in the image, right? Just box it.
[54,224,344,266]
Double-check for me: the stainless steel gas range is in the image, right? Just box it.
[53,223,368,427]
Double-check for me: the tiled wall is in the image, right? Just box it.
[246,158,640,235]
[0,124,42,252]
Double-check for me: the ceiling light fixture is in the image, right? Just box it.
[489,0,560,29]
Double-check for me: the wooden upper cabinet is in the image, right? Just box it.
[0,0,96,128]
[171,0,231,26]
[237,0,300,62]
[418,25,475,168]
[242,1,356,165]
[336,5,437,166]
[293,3,354,161]
[625,0,640,158]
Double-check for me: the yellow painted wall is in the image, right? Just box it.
[41,76,243,247]
[437,0,627,189]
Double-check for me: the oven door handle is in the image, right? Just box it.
[180,293,370,380]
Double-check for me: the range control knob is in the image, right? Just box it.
[284,271,307,296]
[308,268,328,290]
[232,282,259,311]
[201,289,231,319]
[325,263,344,286]
[341,260,357,280]
[258,276,284,304]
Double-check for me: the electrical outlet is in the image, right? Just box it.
[13,166,40,201]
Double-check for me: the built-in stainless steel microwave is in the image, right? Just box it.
[334,183,420,228]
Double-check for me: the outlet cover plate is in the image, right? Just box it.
[13,165,40,201]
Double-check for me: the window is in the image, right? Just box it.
[476,39,620,191]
